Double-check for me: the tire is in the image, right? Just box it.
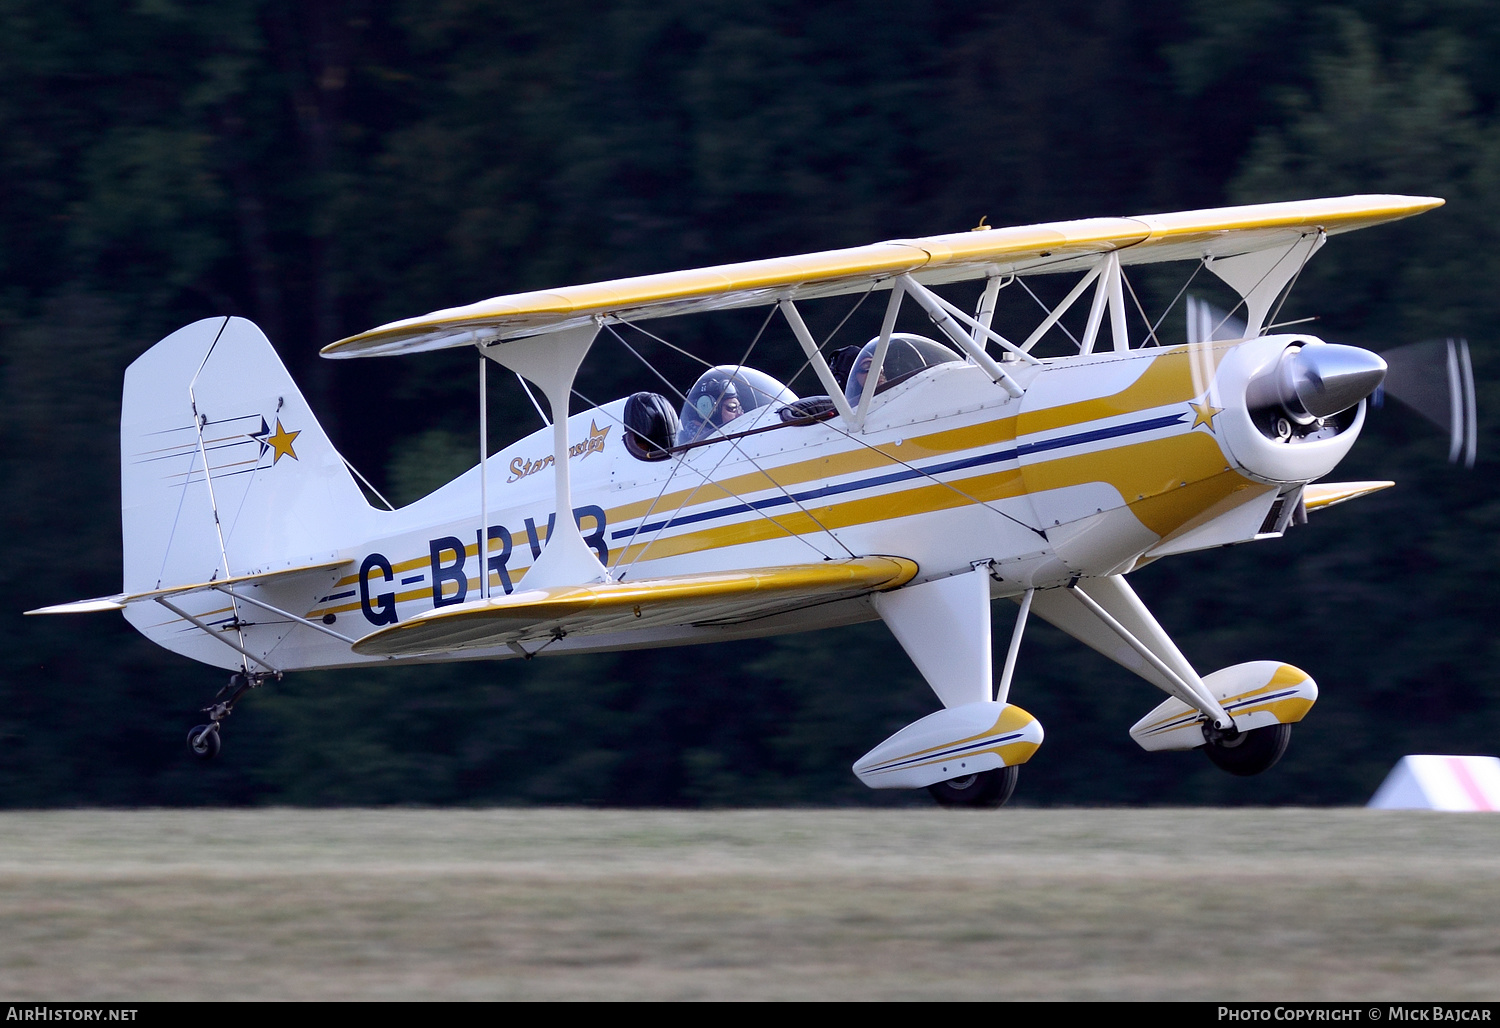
[1202,722,1290,776]
[187,724,221,761]
[927,765,1019,809]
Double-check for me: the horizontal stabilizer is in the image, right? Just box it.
[26,558,352,615]
[1302,480,1394,512]
[351,556,919,657]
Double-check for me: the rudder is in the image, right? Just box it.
[120,317,375,595]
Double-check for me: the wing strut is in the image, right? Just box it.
[1063,580,1233,730]
[972,273,1007,350]
[779,300,857,422]
[1206,231,1324,337]
[1020,263,1101,352]
[995,587,1034,705]
[478,322,611,589]
[478,356,490,600]
[898,276,1029,396]
[852,280,905,430]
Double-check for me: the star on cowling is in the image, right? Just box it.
[1189,399,1224,432]
[252,417,301,464]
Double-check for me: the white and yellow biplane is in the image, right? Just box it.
[29,194,1462,806]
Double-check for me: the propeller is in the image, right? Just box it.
[1185,294,1247,343]
[1186,295,1477,467]
[1374,338,1476,468]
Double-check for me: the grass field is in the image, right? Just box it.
[0,808,1495,1000]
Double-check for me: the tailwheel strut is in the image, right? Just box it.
[187,671,276,761]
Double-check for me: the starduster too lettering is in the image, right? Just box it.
[508,421,610,483]
[30,193,1465,808]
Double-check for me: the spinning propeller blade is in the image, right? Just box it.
[1185,295,1246,343]
[1375,338,1477,467]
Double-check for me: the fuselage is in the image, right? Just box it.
[147,334,1365,672]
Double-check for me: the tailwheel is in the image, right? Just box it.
[927,765,1019,809]
[187,724,221,761]
[1202,721,1291,776]
[186,671,273,762]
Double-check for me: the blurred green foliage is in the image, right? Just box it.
[2,0,1498,806]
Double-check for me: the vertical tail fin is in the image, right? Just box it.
[120,317,375,595]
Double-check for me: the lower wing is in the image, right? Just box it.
[351,556,918,657]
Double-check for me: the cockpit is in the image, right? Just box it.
[620,337,960,461]
[676,366,798,446]
[842,333,963,407]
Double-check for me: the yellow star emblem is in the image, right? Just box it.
[583,419,610,458]
[255,418,301,464]
[1189,399,1224,432]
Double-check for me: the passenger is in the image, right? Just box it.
[842,334,963,407]
[688,379,742,431]
[847,353,887,400]
[713,383,744,427]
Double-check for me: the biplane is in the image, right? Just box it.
[29,194,1465,807]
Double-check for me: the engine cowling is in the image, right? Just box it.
[1216,335,1385,484]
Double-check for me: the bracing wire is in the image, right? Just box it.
[606,324,689,400]
[1264,232,1323,334]
[1148,257,1206,341]
[615,318,716,368]
[1018,278,1084,351]
[1119,268,1163,348]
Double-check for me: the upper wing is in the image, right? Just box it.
[324,194,1441,358]
[25,558,353,614]
[350,555,919,657]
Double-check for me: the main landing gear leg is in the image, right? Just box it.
[187,671,275,761]
[871,568,1039,810]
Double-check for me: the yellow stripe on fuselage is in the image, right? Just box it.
[607,415,1021,525]
[313,345,1236,619]
[614,466,1027,565]
[1018,340,1233,437]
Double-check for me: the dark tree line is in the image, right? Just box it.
[2,0,1497,806]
